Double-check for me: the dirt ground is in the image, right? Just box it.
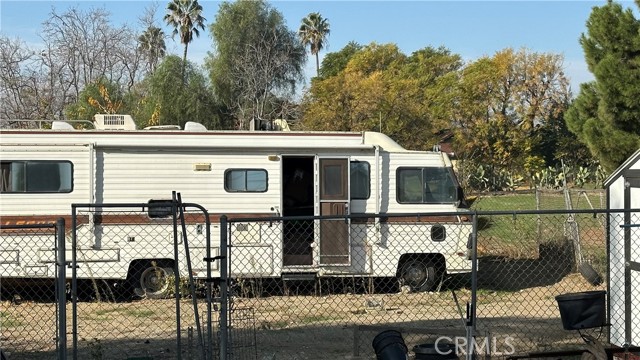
[0,272,606,360]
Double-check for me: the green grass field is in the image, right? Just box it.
[469,190,607,269]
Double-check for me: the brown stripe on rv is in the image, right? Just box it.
[1,213,470,232]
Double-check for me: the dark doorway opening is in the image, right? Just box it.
[282,156,314,266]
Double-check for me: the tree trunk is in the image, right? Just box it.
[182,42,189,86]
[315,52,320,76]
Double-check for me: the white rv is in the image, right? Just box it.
[0,115,472,297]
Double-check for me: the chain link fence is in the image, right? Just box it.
[2,202,639,360]
[67,201,214,360]
[1,220,66,360]
[221,208,619,359]
[224,212,474,359]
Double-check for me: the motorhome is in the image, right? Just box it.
[0,115,472,297]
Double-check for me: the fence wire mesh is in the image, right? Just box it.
[3,204,640,360]
[0,222,63,360]
[224,213,473,359]
[222,208,628,359]
[68,204,212,360]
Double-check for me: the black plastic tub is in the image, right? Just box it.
[372,330,408,360]
[555,290,606,330]
[413,342,458,360]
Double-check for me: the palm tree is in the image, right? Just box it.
[138,26,166,73]
[298,12,330,76]
[163,0,206,84]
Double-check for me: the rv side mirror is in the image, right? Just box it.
[147,200,174,218]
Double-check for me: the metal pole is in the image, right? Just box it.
[57,218,67,360]
[466,212,479,360]
[172,192,182,360]
[205,216,213,359]
[220,215,229,360]
[176,193,205,359]
[71,206,78,360]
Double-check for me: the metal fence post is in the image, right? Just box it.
[467,212,479,360]
[57,218,67,360]
[220,215,229,360]
[71,206,78,360]
[172,193,182,360]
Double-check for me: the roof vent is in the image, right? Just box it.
[52,121,75,130]
[184,121,207,131]
[94,114,136,130]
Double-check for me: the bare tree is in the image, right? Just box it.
[41,6,142,101]
[0,37,46,123]
[228,29,305,129]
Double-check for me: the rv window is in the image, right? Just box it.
[0,161,73,193]
[396,167,459,204]
[224,169,268,192]
[350,161,370,200]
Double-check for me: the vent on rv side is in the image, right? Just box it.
[94,114,137,130]
[147,199,174,218]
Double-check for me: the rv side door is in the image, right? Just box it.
[318,157,350,265]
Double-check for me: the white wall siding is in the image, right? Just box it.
[97,150,281,213]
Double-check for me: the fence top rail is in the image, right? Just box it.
[225,208,640,223]
[474,208,640,216]
[226,211,476,223]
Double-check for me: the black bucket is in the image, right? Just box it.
[555,290,606,330]
[413,342,458,360]
[372,330,408,360]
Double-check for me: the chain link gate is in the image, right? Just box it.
[219,208,640,359]
[222,211,477,359]
[0,219,67,360]
[68,193,219,360]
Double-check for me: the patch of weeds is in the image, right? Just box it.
[0,311,22,328]
[300,314,341,324]
[91,307,155,320]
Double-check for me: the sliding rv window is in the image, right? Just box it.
[224,169,268,192]
[0,160,73,193]
[396,167,459,204]
[350,161,370,200]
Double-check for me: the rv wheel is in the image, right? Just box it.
[136,265,174,299]
[399,259,437,292]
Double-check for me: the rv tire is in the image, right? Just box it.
[135,264,174,299]
[399,258,437,292]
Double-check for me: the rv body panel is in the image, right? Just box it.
[1,125,472,292]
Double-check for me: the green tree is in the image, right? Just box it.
[207,0,305,129]
[64,77,129,121]
[298,12,330,76]
[453,48,571,182]
[163,0,206,84]
[565,0,640,172]
[138,55,225,129]
[138,26,166,73]
[318,41,362,79]
[300,43,461,151]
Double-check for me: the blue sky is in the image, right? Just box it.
[0,0,624,92]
